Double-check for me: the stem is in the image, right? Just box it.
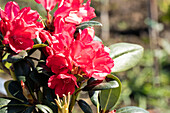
[97,103,100,113]
[69,84,83,113]
[69,92,78,113]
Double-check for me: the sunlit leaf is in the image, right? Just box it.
[33,44,47,49]
[116,106,149,113]
[7,51,27,63]
[88,91,99,106]
[0,98,10,113]
[83,80,119,91]
[109,43,144,73]
[36,104,53,113]
[76,21,102,30]
[100,74,121,111]
[93,36,103,42]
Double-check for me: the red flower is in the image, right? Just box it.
[86,42,114,79]
[0,1,43,53]
[34,0,61,11]
[71,28,114,80]
[46,54,72,74]
[54,0,96,25]
[2,18,39,53]
[76,27,94,44]
[48,73,78,97]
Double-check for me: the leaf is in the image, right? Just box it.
[116,106,149,113]
[13,60,31,82]
[7,99,28,113]
[24,106,35,113]
[4,80,27,102]
[78,99,93,113]
[109,43,144,73]
[93,36,103,42]
[29,71,49,86]
[0,98,10,113]
[0,97,28,113]
[36,104,53,113]
[76,21,102,30]
[33,44,47,49]
[88,91,99,106]
[7,50,27,63]
[100,74,122,111]
[83,80,119,91]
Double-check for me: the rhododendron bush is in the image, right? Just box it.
[0,0,147,113]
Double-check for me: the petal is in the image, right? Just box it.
[5,1,20,20]
[35,0,59,11]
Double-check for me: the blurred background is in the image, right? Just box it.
[0,0,170,113]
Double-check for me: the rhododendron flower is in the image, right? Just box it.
[3,24,37,53]
[34,0,61,11]
[0,1,43,53]
[54,0,96,25]
[48,73,78,97]
[46,54,72,74]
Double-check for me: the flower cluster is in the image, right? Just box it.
[0,0,114,97]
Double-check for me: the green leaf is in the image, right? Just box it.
[78,99,93,113]
[76,21,102,30]
[0,97,28,113]
[7,99,28,113]
[13,60,31,82]
[36,104,53,113]
[88,91,99,106]
[4,80,27,102]
[109,43,144,72]
[100,74,121,111]
[83,80,119,91]
[33,44,47,49]
[29,71,49,86]
[24,106,35,113]
[93,36,103,42]
[0,98,10,113]
[116,106,149,113]
[7,51,27,63]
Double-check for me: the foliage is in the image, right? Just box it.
[0,0,145,113]
[118,46,170,112]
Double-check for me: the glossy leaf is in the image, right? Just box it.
[100,74,122,111]
[88,91,99,106]
[116,106,149,113]
[93,36,102,42]
[0,98,10,113]
[0,97,28,113]
[7,50,27,63]
[7,99,28,113]
[33,44,47,49]
[83,80,119,91]
[24,106,35,113]
[4,80,27,102]
[36,104,53,113]
[78,99,93,113]
[29,71,49,86]
[109,43,144,72]
[76,21,102,30]
[13,60,31,82]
